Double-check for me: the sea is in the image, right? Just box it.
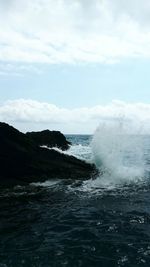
[0,122,150,267]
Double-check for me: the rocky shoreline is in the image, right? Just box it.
[26,129,71,150]
[0,122,98,185]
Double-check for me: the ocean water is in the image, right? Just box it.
[1,127,150,267]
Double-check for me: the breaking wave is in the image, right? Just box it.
[78,119,149,192]
[92,119,145,182]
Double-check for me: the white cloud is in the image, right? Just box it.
[0,63,43,76]
[0,99,150,134]
[1,0,150,66]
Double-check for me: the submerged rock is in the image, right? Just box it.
[26,130,71,150]
[0,122,98,185]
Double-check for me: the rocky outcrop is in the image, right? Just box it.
[26,130,71,150]
[0,122,98,185]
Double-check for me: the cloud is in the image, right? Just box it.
[0,99,150,134]
[1,0,150,66]
[0,63,43,76]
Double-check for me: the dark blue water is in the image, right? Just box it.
[0,135,150,267]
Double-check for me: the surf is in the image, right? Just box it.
[76,118,149,193]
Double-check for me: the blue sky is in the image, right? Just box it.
[0,59,150,107]
[0,0,150,133]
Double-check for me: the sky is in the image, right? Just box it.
[0,0,150,133]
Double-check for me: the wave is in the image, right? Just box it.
[91,119,147,185]
[41,121,150,193]
[41,144,92,161]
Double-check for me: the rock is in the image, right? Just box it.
[0,122,98,185]
[26,130,71,150]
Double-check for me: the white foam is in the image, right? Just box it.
[41,144,92,161]
[91,119,145,185]
[31,180,61,188]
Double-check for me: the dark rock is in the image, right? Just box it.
[26,130,71,150]
[0,122,98,185]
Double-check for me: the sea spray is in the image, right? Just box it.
[91,119,145,185]
[75,119,146,193]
